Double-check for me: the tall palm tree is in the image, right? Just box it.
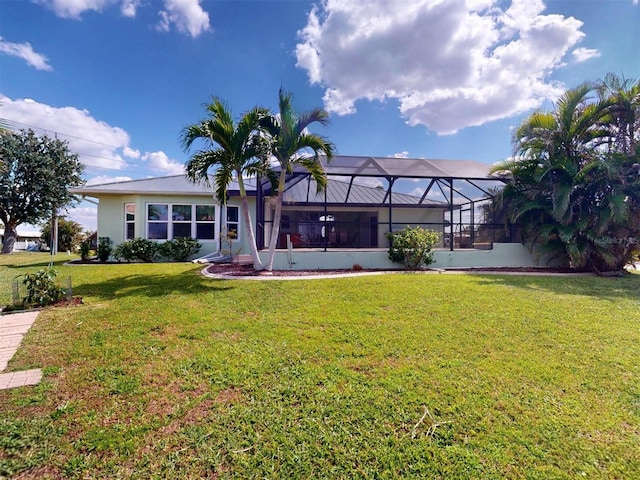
[180,98,271,270]
[492,81,639,272]
[597,73,640,157]
[259,88,335,272]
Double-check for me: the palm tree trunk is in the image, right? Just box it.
[265,170,287,271]
[237,178,264,270]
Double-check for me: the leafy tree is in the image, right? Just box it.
[181,99,272,270]
[41,216,84,252]
[259,88,335,271]
[0,129,84,254]
[492,77,640,272]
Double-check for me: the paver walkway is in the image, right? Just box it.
[0,311,42,390]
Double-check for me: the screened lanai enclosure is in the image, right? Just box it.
[254,155,515,252]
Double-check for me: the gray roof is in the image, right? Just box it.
[71,156,497,206]
[71,175,253,196]
[281,177,446,206]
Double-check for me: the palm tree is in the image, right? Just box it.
[492,81,640,272]
[597,73,640,157]
[180,98,271,270]
[259,88,335,272]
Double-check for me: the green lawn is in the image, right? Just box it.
[1,253,639,479]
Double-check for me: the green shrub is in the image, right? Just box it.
[22,269,65,307]
[97,237,112,262]
[387,226,440,270]
[79,240,91,261]
[113,238,159,263]
[158,237,202,262]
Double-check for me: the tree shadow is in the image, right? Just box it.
[5,260,66,270]
[74,271,233,301]
[470,272,640,302]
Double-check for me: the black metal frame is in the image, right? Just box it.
[255,156,505,251]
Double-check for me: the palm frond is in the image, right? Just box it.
[185,150,225,187]
[297,108,330,131]
[214,166,234,204]
[298,157,327,192]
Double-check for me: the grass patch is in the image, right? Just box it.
[1,253,639,478]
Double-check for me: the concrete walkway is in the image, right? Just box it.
[0,311,42,390]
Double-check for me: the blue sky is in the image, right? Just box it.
[1,0,639,231]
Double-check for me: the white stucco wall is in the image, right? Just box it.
[260,243,558,271]
[95,194,256,259]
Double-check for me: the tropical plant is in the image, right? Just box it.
[492,77,640,272]
[0,129,84,254]
[79,239,91,261]
[158,237,201,262]
[597,72,640,157]
[113,238,158,263]
[97,237,113,262]
[22,268,65,307]
[259,88,335,271]
[181,99,272,270]
[387,226,440,270]
[477,186,514,243]
[40,216,84,252]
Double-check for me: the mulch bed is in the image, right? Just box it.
[204,263,380,277]
[203,263,582,277]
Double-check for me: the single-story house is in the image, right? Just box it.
[0,225,43,251]
[71,155,548,270]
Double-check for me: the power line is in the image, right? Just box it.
[5,118,187,177]
[7,119,138,150]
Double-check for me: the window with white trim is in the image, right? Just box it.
[195,205,216,240]
[146,203,217,241]
[147,204,168,240]
[124,203,136,240]
[172,204,192,238]
[225,205,240,238]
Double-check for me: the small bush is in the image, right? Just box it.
[22,269,65,307]
[113,238,159,263]
[97,237,112,262]
[387,226,440,270]
[158,237,202,262]
[79,240,91,261]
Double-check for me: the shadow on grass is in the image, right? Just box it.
[4,259,68,270]
[74,272,233,300]
[471,272,640,302]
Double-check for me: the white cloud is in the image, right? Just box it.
[157,0,210,38]
[37,0,209,38]
[0,37,52,71]
[64,205,98,231]
[36,0,117,19]
[393,151,410,159]
[123,146,141,158]
[121,0,140,17]
[0,95,131,172]
[296,0,587,135]
[142,151,185,175]
[409,186,436,199]
[85,175,132,186]
[572,47,600,62]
